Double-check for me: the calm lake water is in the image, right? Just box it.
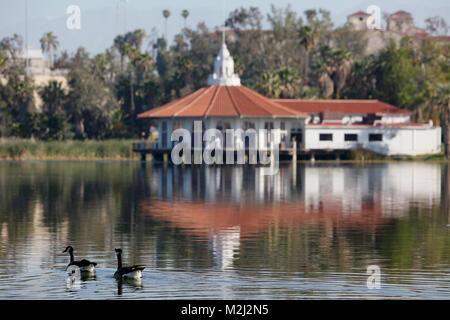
[0,161,449,299]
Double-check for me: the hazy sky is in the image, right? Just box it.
[0,0,449,55]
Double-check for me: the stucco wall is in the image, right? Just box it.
[157,117,305,149]
[304,125,441,155]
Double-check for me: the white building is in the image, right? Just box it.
[346,11,372,31]
[138,41,306,152]
[138,39,441,157]
[276,99,441,156]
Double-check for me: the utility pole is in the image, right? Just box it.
[25,0,29,77]
[222,0,225,45]
[123,0,127,33]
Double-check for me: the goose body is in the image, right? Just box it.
[114,248,145,279]
[63,246,97,273]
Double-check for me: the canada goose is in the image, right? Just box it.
[114,248,145,279]
[63,246,97,272]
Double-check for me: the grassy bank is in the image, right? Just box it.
[0,139,140,160]
[0,139,447,162]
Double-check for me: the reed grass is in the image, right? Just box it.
[0,139,140,160]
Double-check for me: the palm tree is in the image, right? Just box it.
[259,71,282,98]
[330,48,352,99]
[181,10,189,29]
[278,68,301,98]
[124,44,137,122]
[133,52,153,82]
[162,10,171,41]
[126,29,147,51]
[124,45,153,132]
[114,35,127,73]
[298,25,317,81]
[316,46,352,98]
[40,32,59,69]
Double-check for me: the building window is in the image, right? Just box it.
[161,121,167,148]
[265,121,274,145]
[173,120,183,130]
[280,122,286,143]
[319,133,333,141]
[344,134,358,141]
[216,120,231,132]
[369,133,383,141]
[243,121,255,130]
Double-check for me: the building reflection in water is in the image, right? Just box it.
[0,161,447,299]
[141,162,443,270]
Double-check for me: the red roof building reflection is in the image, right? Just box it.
[139,199,393,238]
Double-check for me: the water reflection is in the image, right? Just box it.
[0,162,448,299]
[117,278,143,296]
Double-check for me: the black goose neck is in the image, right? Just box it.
[117,252,122,269]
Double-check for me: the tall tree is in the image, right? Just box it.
[40,32,59,69]
[330,48,352,99]
[315,46,352,98]
[0,34,23,71]
[65,48,118,139]
[375,43,421,109]
[39,80,65,117]
[163,10,171,41]
[298,25,317,80]
[114,34,127,73]
[125,29,147,51]
[181,10,189,29]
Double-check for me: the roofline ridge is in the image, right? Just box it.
[238,86,275,116]
[241,86,305,117]
[138,88,205,118]
[174,86,214,117]
[225,86,243,116]
[204,86,221,117]
[274,98,379,103]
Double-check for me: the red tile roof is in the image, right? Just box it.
[348,11,371,17]
[307,122,428,128]
[432,35,450,41]
[274,99,413,116]
[138,86,307,119]
[391,10,411,16]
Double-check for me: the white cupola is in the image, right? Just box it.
[207,40,241,86]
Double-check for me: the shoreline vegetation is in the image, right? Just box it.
[0,139,447,162]
[0,7,449,158]
[0,139,140,160]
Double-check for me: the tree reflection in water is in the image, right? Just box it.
[0,162,448,298]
